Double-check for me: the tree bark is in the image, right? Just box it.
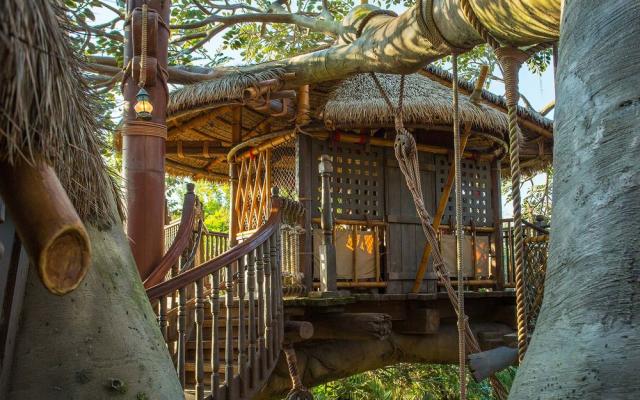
[257,323,513,399]
[7,219,183,399]
[205,0,560,87]
[509,1,640,398]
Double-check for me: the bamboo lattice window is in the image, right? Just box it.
[235,150,271,232]
[271,136,298,201]
[435,155,493,226]
[311,140,385,220]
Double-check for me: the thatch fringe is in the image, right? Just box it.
[323,73,509,134]
[0,0,121,225]
[423,65,553,131]
[167,68,289,116]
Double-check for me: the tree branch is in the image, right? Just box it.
[170,12,344,37]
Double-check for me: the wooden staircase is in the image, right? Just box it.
[145,188,303,400]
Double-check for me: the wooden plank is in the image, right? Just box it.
[0,214,29,398]
[411,126,472,293]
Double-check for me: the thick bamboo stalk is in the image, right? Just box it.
[0,159,91,295]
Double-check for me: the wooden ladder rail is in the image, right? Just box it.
[147,192,303,400]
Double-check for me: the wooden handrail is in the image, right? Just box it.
[144,184,198,288]
[146,197,283,300]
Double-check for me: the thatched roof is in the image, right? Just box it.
[168,68,288,117]
[0,0,120,224]
[323,73,509,133]
[162,63,554,179]
[322,69,553,136]
[422,65,553,132]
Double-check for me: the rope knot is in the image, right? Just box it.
[494,47,529,107]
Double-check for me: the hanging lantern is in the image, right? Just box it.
[134,88,153,120]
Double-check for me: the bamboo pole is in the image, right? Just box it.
[0,159,91,295]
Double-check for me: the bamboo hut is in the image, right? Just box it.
[159,65,553,294]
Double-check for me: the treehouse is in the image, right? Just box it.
[123,66,553,398]
[156,66,552,294]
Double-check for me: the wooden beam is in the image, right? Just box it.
[165,140,230,158]
[310,313,392,341]
[411,125,472,293]
[311,131,492,161]
[165,159,227,179]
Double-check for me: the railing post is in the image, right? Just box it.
[229,161,239,247]
[318,155,337,293]
[491,159,504,289]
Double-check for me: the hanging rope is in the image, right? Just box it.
[494,46,530,362]
[451,53,466,399]
[458,0,540,363]
[138,2,149,88]
[369,73,508,400]
[283,344,313,400]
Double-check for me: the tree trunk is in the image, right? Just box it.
[7,220,183,399]
[257,323,513,399]
[509,1,640,399]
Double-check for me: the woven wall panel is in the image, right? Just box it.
[435,155,493,226]
[311,140,385,220]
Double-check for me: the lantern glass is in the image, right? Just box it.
[134,88,153,120]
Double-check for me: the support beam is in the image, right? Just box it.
[411,125,472,293]
[310,313,392,341]
[122,0,171,279]
[165,141,230,157]
[318,155,337,293]
[228,106,242,246]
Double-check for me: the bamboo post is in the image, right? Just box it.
[411,125,472,293]
[0,159,90,295]
[318,155,337,293]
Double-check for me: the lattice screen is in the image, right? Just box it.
[524,236,548,334]
[311,140,385,220]
[434,155,493,226]
[271,136,298,201]
[235,151,270,232]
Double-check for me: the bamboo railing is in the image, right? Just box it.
[147,189,304,400]
[501,218,549,334]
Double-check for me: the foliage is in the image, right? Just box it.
[502,167,553,224]
[311,364,517,400]
[166,176,230,232]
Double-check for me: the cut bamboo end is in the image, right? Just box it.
[39,224,91,295]
[0,158,92,295]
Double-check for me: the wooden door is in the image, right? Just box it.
[384,149,436,293]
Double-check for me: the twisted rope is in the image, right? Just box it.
[369,72,508,399]
[494,46,530,363]
[138,2,148,88]
[283,344,313,400]
[459,0,500,50]
[452,53,466,399]
[457,0,540,367]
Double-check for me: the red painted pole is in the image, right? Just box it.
[122,0,171,279]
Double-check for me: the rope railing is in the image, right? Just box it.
[147,189,304,400]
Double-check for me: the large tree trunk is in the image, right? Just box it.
[7,220,183,399]
[257,323,513,399]
[509,1,640,398]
